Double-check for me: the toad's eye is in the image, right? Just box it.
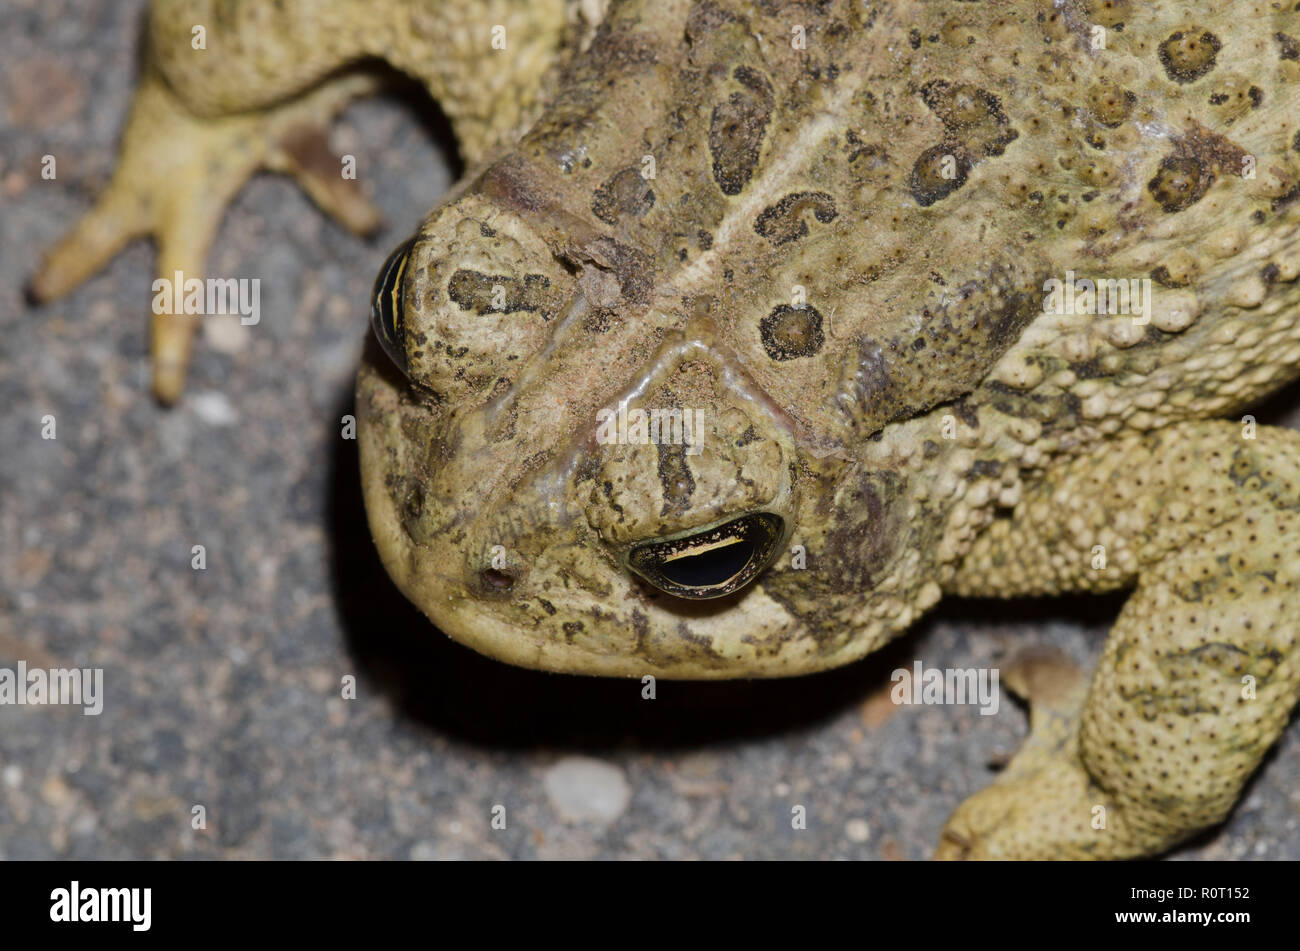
[370,237,414,374]
[627,513,784,600]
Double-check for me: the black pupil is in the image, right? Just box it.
[370,238,412,371]
[658,539,755,588]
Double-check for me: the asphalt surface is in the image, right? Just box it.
[1,0,1297,860]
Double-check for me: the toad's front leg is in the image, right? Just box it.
[936,421,1300,859]
[29,0,580,403]
[30,62,384,403]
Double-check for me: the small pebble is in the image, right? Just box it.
[543,756,630,823]
[190,391,238,427]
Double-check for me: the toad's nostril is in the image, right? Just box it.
[627,512,784,600]
[481,568,516,592]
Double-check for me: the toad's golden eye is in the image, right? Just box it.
[626,513,785,599]
[370,238,414,374]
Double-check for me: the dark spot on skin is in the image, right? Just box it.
[569,20,659,76]
[761,305,825,360]
[562,620,583,642]
[569,236,654,305]
[1072,357,1107,380]
[761,467,906,640]
[1158,30,1221,84]
[909,145,970,206]
[754,191,838,245]
[1150,265,1189,288]
[583,308,615,333]
[953,398,979,430]
[591,166,655,225]
[1273,181,1300,213]
[447,269,552,314]
[1248,85,1263,108]
[674,622,726,663]
[655,441,696,518]
[686,0,736,39]
[709,66,774,195]
[1261,262,1280,284]
[909,28,921,49]
[919,81,1018,156]
[631,609,651,656]
[821,471,904,591]
[697,229,713,249]
[1148,156,1210,212]
[845,135,888,172]
[838,263,1042,433]
[1173,120,1250,178]
[1276,32,1300,61]
[479,223,496,238]
[1087,81,1135,127]
[537,598,557,615]
[598,479,624,518]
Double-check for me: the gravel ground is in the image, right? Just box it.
[1,0,1297,860]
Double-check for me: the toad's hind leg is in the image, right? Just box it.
[936,421,1300,859]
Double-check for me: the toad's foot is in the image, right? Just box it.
[937,421,1300,859]
[934,648,1104,859]
[29,63,381,403]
